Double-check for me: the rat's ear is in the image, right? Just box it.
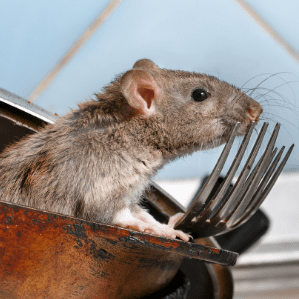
[133,59,159,71]
[121,69,161,116]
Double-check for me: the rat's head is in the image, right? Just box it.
[120,59,263,157]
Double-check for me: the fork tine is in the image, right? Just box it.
[213,122,269,221]
[232,144,294,229]
[222,123,280,217]
[229,147,283,229]
[246,147,285,209]
[224,147,279,227]
[191,122,256,225]
[174,122,240,230]
[223,138,278,223]
[229,146,275,205]
[246,123,281,181]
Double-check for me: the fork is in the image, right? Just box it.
[174,122,294,239]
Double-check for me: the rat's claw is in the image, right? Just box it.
[122,222,147,233]
[113,208,190,241]
[142,223,190,242]
[173,229,191,242]
[142,224,191,242]
[157,223,191,242]
[167,213,191,241]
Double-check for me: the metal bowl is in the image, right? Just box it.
[0,89,236,298]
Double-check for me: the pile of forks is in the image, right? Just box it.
[174,122,294,239]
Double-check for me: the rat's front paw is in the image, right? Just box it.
[118,220,190,242]
[113,208,191,242]
[167,228,191,242]
[152,223,191,242]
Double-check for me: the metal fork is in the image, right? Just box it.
[174,122,294,239]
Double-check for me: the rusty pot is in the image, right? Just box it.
[0,89,237,298]
[0,199,237,298]
[0,200,183,298]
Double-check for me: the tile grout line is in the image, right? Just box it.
[27,0,124,103]
[233,0,299,64]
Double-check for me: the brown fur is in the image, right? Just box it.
[0,59,262,236]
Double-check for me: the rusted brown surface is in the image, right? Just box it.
[0,200,236,299]
[0,200,182,298]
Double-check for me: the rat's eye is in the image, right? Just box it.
[192,88,210,102]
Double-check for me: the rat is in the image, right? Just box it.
[0,59,262,241]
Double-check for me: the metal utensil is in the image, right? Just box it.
[175,122,294,239]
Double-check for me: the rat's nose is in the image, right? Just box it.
[247,104,263,122]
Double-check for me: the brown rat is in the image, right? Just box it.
[0,59,262,241]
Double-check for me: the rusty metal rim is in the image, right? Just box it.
[0,199,237,266]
